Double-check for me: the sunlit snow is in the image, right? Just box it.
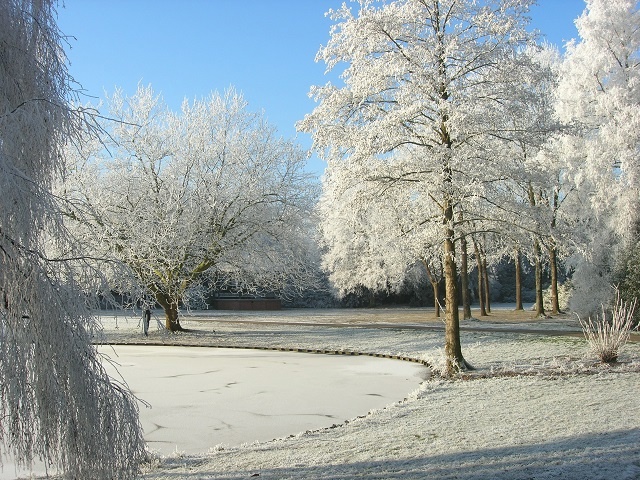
[111,308,639,480]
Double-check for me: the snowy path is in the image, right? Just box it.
[89,308,640,480]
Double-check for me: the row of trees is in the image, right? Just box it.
[299,0,640,375]
[57,0,637,377]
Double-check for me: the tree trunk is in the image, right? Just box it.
[423,261,440,316]
[514,249,523,310]
[549,189,561,315]
[528,183,545,317]
[367,290,376,308]
[423,260,440,317]
[438,70,466,375]
[548,243,561,314]
[460,235,472,320]
[482,256,491,314]
[533,239,545,317]
[443,202,468,376]
[164,304,181,332]
[156,293,186,332]
[473,238,487,316]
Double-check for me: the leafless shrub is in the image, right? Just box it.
[579,293,637,363]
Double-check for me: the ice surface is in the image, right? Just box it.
[98,345,427,455]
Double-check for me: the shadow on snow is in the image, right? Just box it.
[154,428,640,479]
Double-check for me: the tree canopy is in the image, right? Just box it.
[303,0,640,336]
[556,0,640,313]
[63,85,321,330]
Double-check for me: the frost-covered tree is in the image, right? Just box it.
[318,158,444,311]
[481,44,578,317]
[318,164,407,297]
[300,0,536,375]
[528,137,582,316]
[64,85,319,331]
[556,0,640,312]
[0,1,146,477]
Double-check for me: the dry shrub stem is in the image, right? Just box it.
[579,293,637,363]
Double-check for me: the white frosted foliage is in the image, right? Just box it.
[62,85,320,328]
[0,1,146,478]
[555,0,640,313]
[556,0,640,239]
[299,0,539,373]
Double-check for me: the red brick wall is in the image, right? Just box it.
[212,298,282,310]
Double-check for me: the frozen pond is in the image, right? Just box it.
[1,345,426,477]
[100,345,428,455]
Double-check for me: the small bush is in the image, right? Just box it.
[579,293,637,363]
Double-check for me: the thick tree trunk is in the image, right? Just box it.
[460,235,472,320]
[548,244,561,314]
[164,304,182,332]
[473,239,487,316]
[438,72,466,375]
[443,202,468,376]
[156,293,186,332]
[533,239,545,317]
[444,236,464,375]
[514,249,523,310]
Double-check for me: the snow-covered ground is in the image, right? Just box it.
[7,306,640,479]
[94,307,640,480]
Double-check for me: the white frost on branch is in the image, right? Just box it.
[299,0,539,374]
[555,0,640,314]
[0,1,146,477]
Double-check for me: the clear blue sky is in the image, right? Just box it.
[57,0,587,176]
